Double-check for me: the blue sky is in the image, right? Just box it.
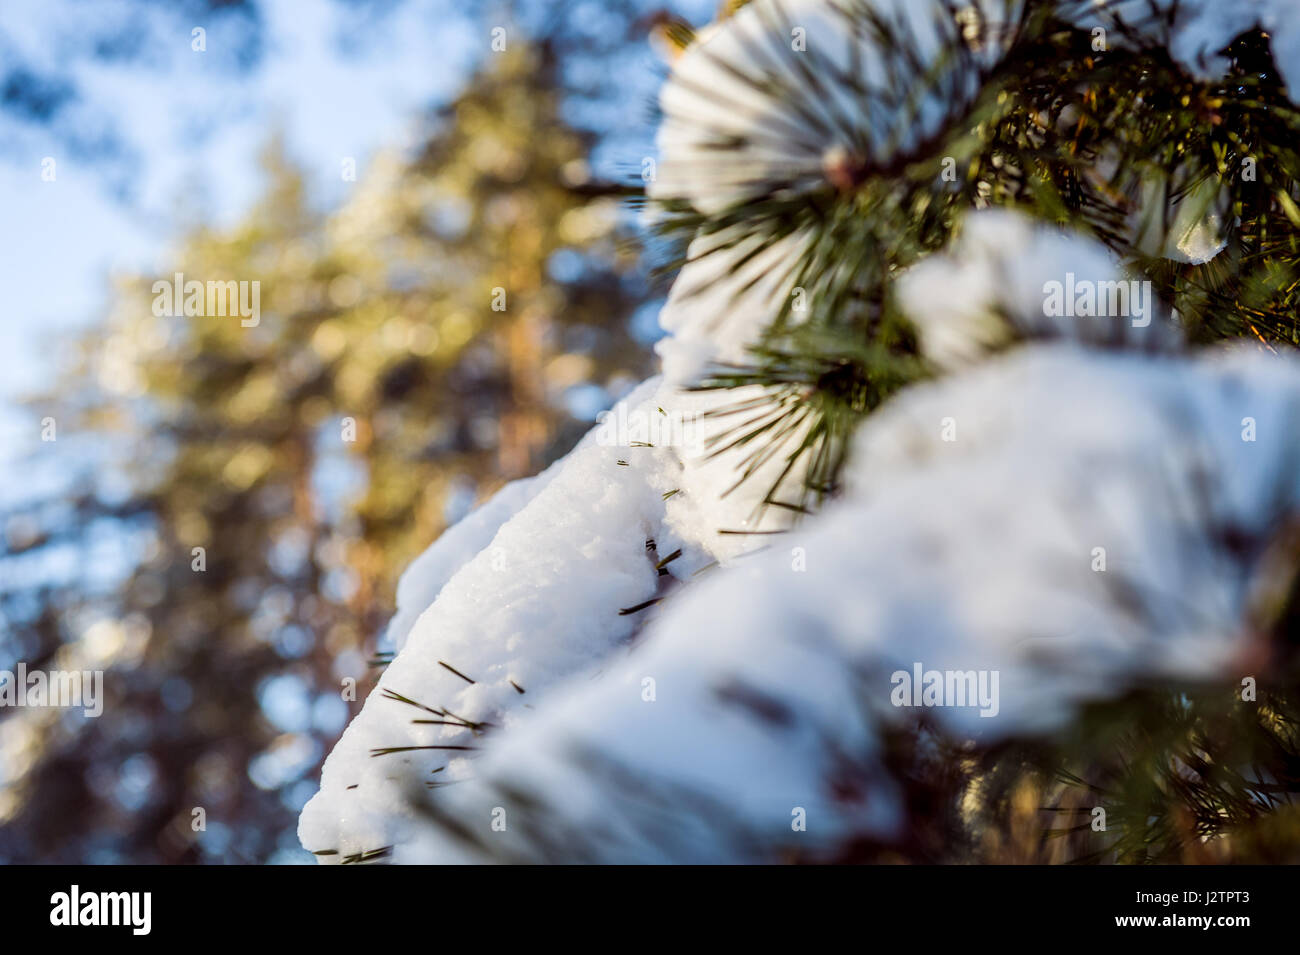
[0,0,483,454]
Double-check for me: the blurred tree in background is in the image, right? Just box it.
[0,29,655,863]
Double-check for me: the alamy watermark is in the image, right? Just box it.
[1042,272,1151,328]
[594,404,704,455]
[50,885,151,935]
[890,662,1000,718]
[152,272,260,327]
[0,663,103,717]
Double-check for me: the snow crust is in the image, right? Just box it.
[653,0,1021,214]
[300,233,806,856]
[389,344,1300,862]
[896,209,1183,369]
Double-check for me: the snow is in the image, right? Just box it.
[1164,178,1231,265]
[301,269,1300,862]
[1078,1,1300,98]
[654,226,815,552]
[652,0,1020,214]
[299,219,824,858]
[655,227,803,388]
[297,376,688,855]
[896,209,1184,370]
[385,471,554,653]
[388,343,1300,862]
